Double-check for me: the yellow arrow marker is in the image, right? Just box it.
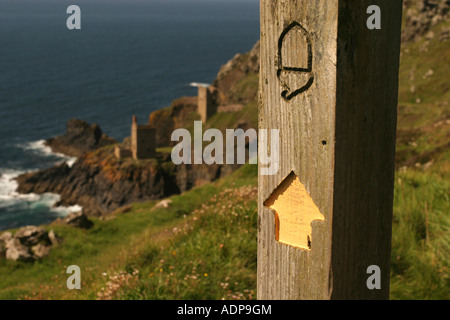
[264,172,325,251]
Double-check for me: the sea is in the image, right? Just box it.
[0,0,260,231]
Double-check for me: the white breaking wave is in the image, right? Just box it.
[18,139,77,168]
[189,82,210,88]
[0,168,81,217]
[0,139,82,224]
[21,140,55,156]
[0,169,25,205]
[66,157,77,168]
[0,169,50,208]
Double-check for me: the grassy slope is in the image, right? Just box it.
[390,171,449,299]
[396,19,450,175]
[389,20,450,299]
[0,165,257,300]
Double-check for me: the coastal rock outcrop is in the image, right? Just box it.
[0,226,60,262]
[13,225,50,247]
[62,211,93,229]
[45,119,117,157]
[51,211,93,229]
[15,145,241,217]
[16,147,179,217]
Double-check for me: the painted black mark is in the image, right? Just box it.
[277,22,314,101]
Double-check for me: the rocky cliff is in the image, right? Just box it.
[16,141,242,217]
[45,119,117,157]
[16,146,176,216]
[15,44,257,217]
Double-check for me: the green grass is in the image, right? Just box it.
[396,21,450,175]
[388,20,450,299]
[119,185,257,300]
[228,72,259,105]
[206,101,258,132]
[111,164,259,300]
[0,165,258,300]
[390,170,450,300]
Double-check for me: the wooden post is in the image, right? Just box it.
[258,0,403,300]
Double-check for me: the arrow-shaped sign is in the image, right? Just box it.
[264,171,325,251]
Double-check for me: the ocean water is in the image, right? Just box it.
[0,0,260,230]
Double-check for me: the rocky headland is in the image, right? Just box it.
[45,118,117,157]
[13,42,260,219]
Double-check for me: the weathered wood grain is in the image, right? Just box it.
[258,0,403,300]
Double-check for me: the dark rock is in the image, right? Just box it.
[16,145,180,217]
[5,238,34,262]
[13,226,50,247]
[15,162,71,195]
[15,142,243,217]
[2,227,60,262]
[63,211,93,229]
[45,119,117,157]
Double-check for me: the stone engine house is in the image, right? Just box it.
[131,115,156,160]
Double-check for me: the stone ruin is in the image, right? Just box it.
[131,115,156,160]
[197,85,218,123]
[196,84,244,123]
[114,116,156,161]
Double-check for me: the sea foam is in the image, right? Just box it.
[0,140,81,220]
[0,169,81,217]
[18,140,77,168]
